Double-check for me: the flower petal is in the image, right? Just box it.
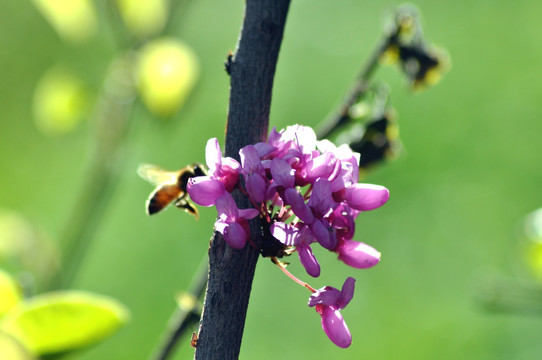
[310,220,335,250]
[318,306,352,348]
[337,277,355,309]
[307,179,335,218]
[308,286,341,307]
[284,188,314,224]
[215,193,238,220]
[214,217,228,235]
[303,152,337,183]
[253,142,275,157]
[297,243,320,277]
[270,222,298,246]
[187,177,225,207]
[223,221,247,249]
[337,239,381,269]
[245,174,266,203]
[240,145,261,173]
[340,184,389,211]
[205,138,222,173]
[281,125,317,154]
[238,208,259,220]
[270,158,294,188]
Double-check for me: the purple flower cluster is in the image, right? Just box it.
[187,124,389,348]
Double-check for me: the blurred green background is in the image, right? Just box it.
[2,0,542,359]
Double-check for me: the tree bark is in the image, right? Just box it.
[193,0,290,359]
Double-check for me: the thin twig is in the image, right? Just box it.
[316,36,391,139]
[149,256,208,360]
[48,56,136,290]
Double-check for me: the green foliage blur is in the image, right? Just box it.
[1,0,542,359]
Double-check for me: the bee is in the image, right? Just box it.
[190,332,198,348]
[349,112,400,171]
[137,163,206,218]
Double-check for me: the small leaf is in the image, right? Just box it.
[0,332,36,360]
[0,270,22,318]
[520,208,542,281]
[31,0,97,43]
[0,291,129,355]
[0,210,60,284]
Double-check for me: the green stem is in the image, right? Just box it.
[149,257,209,360]
[316,36,391,139]
[48,55,136,290]
[478,277,542,315]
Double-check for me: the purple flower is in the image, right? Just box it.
[283,125,318,153]
[310,218,336,250]
[306,179,334,217]
[240,145,267,203]
[181,124,391,350]
[336,239,381,269]
[308,277,355,348]
[205,138,240,192]
[270,222,320,277]
[187,176,225,207]
[214,193,259,249]
[334,183,390,211]
[187,138,241,206]
[329,203,358,242]
[269,158,294,188]
[302,152,339,184]
[318,141,360,191]
[284,188,314,224]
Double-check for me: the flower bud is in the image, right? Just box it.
[336,239,381,269]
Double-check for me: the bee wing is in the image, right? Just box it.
[137,164,178,185]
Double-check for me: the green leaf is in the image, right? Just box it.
[0,291,129,355]
[0,331,35,360]
[0,270,22,318]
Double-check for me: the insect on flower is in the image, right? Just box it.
[138,163,206,217]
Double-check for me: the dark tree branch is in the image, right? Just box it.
[316,37,391,139]
[193,1,290,359]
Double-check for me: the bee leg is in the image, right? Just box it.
[174,199,199,219]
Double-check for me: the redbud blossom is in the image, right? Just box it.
[186,125,389,348]
[214,193,258,249]
[336,239,381,268]
[309,277,356,348]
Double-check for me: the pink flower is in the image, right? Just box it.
[308,277,355,348]
[182,124,391,349]
[334,183,390,211]
[240,145,267,203]
[187,138,241,206]
[270,222,320,277]
[204,138,240,192]
[187,176,225,207]
[336,239,381,269]
[214,193,259,249]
